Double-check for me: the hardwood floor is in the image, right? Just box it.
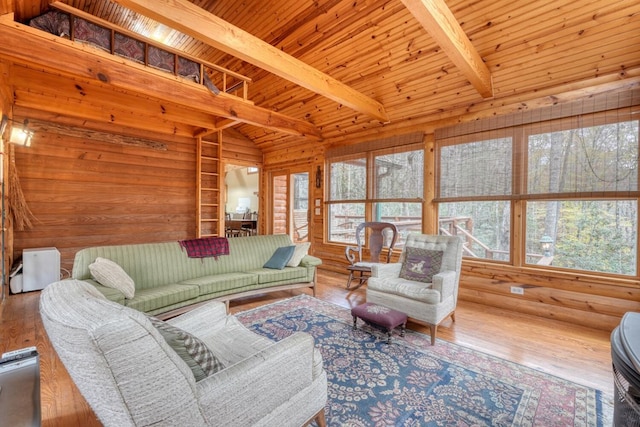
[0,270,614,427]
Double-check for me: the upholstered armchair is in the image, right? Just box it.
[40,280,327,427]
[367,234,463,345]
[345,222,398,289]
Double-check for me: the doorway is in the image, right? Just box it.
[225,164,259,235]
[271,169,310,243]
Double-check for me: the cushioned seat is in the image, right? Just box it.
[125,283,200,313]
[180,272,258,295]
[367,277,443,304]
[248,266,308,283]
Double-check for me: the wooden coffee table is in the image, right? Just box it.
[351,302,407,344]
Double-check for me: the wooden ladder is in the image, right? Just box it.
[197,131,222,237]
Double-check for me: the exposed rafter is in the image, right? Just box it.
[400,0,494,98]
[110,0,390,123]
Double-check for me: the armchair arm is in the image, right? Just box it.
[371,262,402,279]
[431,270,457,302]
[345,245,360,265]
[196,332,321,425]
[167,300,228,334]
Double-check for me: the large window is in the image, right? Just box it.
[327,137,424,247]
[436,106,639,276]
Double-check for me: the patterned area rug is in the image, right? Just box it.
[236,294,613,427]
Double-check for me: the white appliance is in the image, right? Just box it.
[21,248,60,292]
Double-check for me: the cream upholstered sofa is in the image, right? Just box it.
[367,233,464,345]
[40,280,328,427]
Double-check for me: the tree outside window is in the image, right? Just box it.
[436,110,639,276]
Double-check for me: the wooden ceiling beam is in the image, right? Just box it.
[400,0,494,98]
[0,20,322,139]
[111,0,390,123]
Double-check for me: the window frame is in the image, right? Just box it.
[327,143,425,245]
[435,107,640,277]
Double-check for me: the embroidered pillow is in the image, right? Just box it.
[148,316,224,381]
[287,242,311,267]
[88,257,135,299]
[399,247,444,283]
[264,245,296,269]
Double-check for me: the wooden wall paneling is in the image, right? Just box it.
[263,143,324,168]
[271,174,287,235]
[458,277,640,319]
[12,123,198,271]
[458,285,623,331]
[219,128,262,164]
[11,105,192,150]
[0,1,12,16]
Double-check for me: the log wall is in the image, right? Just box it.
[11,113,198,273]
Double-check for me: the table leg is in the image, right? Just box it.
[352,316,358,330]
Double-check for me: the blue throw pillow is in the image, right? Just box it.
[264,245,296,269]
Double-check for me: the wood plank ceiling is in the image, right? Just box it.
[2,0,639,153]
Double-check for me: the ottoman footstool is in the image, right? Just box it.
[351,302,407,344]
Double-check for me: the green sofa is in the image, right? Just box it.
[71,234,321,317]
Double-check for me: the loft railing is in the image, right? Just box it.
[48,2,251,101]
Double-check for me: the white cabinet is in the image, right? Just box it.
[22,248,60,292]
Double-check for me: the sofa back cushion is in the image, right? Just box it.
[72,234,296,289]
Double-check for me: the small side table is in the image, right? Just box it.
[351,302,407,344]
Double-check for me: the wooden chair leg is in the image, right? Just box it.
[346,271,354,289]
[451,311,456,323]
[429,324,437,345]
[317,408,327,427]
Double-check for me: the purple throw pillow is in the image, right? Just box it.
[399,247,444,283]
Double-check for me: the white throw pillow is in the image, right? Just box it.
[88,257,135,299]
[287,242,311,267]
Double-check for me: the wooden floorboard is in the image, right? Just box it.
[0,269,614,426]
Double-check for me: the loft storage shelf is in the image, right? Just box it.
[30,3,252,101]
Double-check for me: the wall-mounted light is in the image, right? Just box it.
[1,115,34,147]
[315,165,322,188]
